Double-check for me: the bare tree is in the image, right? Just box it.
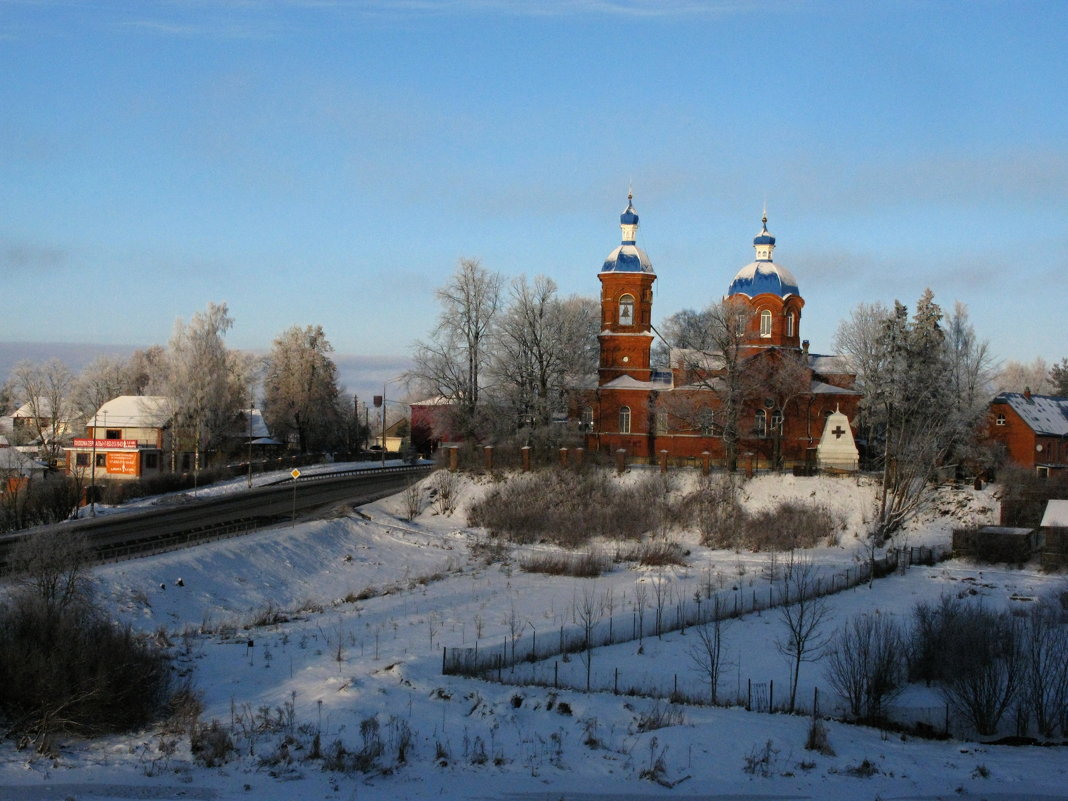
[824,612,907,721]
[8,529,92,616]
[775,555,832,712]
[72,355,135,423]
[687,597,729,704]
[661,299,750,470]
[740,347,811,469]
[263,324,342,453]
[8,359,76,465]
[410,258,502,440]
[577,586,597,691]
[1021,602,1068,738]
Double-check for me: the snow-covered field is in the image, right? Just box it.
[2,467,1067,801]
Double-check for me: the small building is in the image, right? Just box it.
[0,447,48,495]
[1039,499,1068,570]
[953,525,1039,564]
[985,390,1068,475]
[63,396,171,481]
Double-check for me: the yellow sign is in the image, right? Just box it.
[290,469,301,479]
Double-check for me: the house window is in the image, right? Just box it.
[755,409,767,437]
[699,408,715,436]
[618,294,635,326]
[760,309,772,338]
[786,312,795,338]
[75,452,90,467]
[95,453,106,468]
[619,405,631,434]
[995,414,1006,426]
[144,453,158,470]
[106,429,121,440]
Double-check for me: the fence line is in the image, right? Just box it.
[442,544,950,678]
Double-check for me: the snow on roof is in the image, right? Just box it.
[727,260,799,298]
[601,375,660,390]
[94,395,172,428]
[13,399,57,418]
[1041,500,1068,528]
[995,392,1068,436]
[808,353,852,374]
[600,244,654,274]
[810,379,862,395]
[0,447,47,473]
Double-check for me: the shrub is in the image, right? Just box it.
[743,501,840,551]
[616,540,687,567]
[191,720,235,767]
[520,550,608,577]
[0,593,174,746]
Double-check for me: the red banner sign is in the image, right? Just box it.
[72,439,140,449]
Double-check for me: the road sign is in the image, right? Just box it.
[291,469,301,479]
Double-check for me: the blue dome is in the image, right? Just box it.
[727,261,799,298]
[620,200,639,226]
[602,244,654,274]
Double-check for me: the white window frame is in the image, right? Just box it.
[618,294,635,326]
[760,309,772,338]
[619,405,631,434]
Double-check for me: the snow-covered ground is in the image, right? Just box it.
[2,467,1066,801]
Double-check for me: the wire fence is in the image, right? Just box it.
[443,544,950,678]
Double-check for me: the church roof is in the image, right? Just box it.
[602,244,654,274]
[728,261,799,298]
[994,392,1068,436]
[727,212,798,298]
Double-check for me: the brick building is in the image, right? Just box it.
[588,195,860,468]
[986,390,1068,476]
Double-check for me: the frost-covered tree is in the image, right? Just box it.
[837,290,968,540]
[263,324,342,454]
[409,258,502,440]
[158,302,245,471]
[993,357,1053,395]
[490,275,598,434]
[1049,358,1068,396]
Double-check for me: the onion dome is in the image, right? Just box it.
[727,212,799,297]
[601,192,655,274]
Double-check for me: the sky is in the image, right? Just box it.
[2,0,1066,401]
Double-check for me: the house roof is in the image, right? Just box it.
[994,392,1068,436]
[94,395,172,428]
[0,447,47,474]
[1041,500,1068,528]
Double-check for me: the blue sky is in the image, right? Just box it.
[2,0,1066,398]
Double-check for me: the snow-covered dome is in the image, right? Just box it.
[601,192,654,274]
[727,213,798,297]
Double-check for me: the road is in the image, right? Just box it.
[0,463,432,568]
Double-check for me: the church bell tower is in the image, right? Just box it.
[598,193,656,384]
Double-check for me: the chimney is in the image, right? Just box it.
[802,339,810,354]
[1024,386,1032,401]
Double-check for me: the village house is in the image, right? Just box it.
[63,395,171,481]
[986,389,1068,476]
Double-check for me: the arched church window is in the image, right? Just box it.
[655,410,667,435]
[760,309,772,338]
[618,294,635,326]
[619,405,631,434]
[754,409,767,437]
[786,312,795,338]
[771,410,783,434]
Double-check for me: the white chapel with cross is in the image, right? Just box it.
[816,406,859,471]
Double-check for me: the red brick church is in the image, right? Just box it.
[586,194,861,470]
